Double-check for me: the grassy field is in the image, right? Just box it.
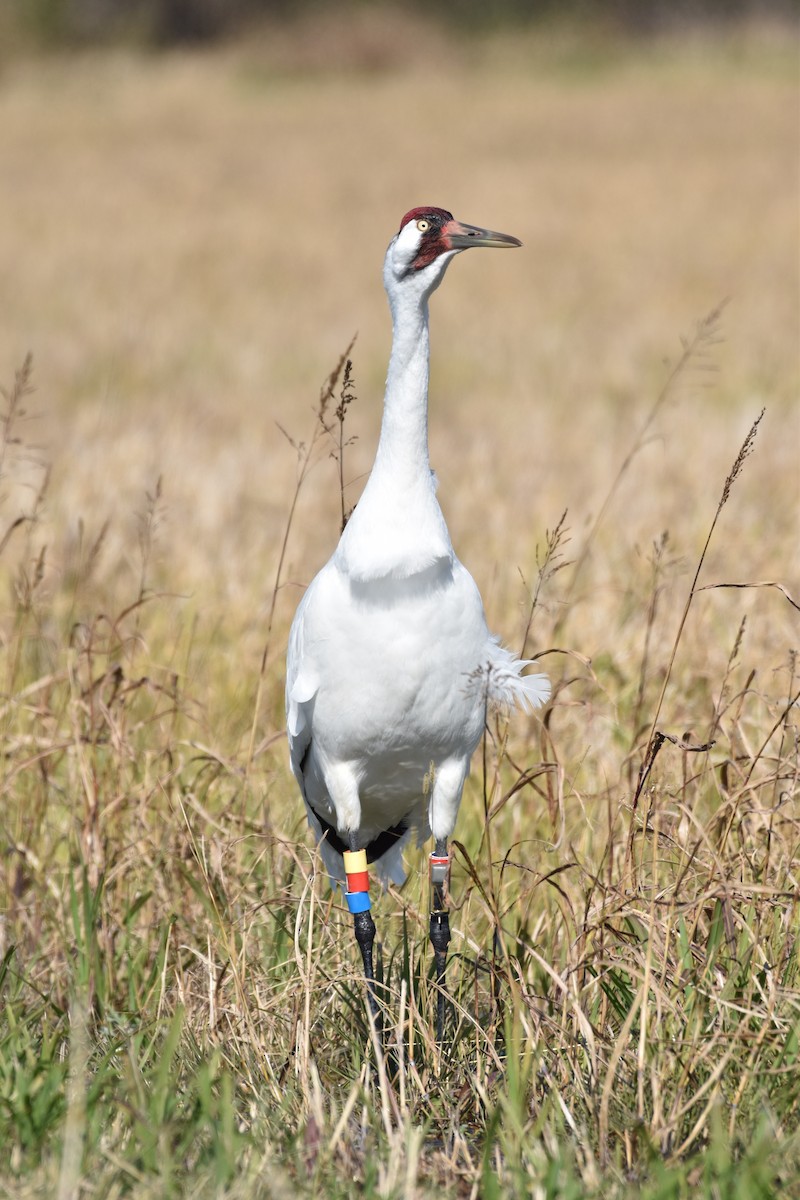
[1,20,799,1198]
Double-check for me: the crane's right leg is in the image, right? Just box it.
[344,841,379,1027]
[427,760,465,1043]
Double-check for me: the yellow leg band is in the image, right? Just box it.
[343,849,367,873]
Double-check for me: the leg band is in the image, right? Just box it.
[344,850,370,904]
[429,854,450,892]
[429,852,451,911]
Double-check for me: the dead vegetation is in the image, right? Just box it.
[0,31,798,1198]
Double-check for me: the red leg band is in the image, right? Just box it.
[346,870,370,893]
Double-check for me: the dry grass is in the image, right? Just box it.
[0,24,798,1199]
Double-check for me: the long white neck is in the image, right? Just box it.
[334,261,453,582]
[373,289,431,484]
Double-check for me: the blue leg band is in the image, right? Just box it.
[346,890,372,914]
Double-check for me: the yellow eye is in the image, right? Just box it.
[416,219,430,232]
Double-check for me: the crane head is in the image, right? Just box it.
[395,207,521,271]
[384,207,521,299]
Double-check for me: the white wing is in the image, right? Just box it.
[285,577,320,798]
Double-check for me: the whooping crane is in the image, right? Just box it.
[286,207,550,1037]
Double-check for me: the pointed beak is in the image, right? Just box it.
[443,219,522,251]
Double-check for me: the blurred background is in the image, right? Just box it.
[0,0,797,740]
[2,0,798,48]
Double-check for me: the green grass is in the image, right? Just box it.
[1,335,798,1197]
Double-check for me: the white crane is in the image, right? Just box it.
[286,207,550,1035]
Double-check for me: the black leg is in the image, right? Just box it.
[352,908,379,1017]
[344,841,380,1031]
[429,838,452,1042]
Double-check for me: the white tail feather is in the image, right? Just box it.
[481,638,551,714]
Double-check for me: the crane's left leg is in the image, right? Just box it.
[344,844,380,1029]
[429,838,451,1042]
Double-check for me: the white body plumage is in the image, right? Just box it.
[286,207,550,885]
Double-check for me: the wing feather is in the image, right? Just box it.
[482,637,551,713]
[285,583,319,791]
